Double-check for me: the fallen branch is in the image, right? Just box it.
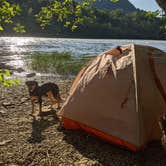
[0,139,13,146]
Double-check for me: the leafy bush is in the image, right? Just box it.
[0,70,19,86]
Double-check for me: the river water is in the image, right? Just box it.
[0,37,165,76]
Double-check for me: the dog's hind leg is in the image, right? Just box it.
[38,97,42,115]
[52,90,64,109]
[47,91,57,110]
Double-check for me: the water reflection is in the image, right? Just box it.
[1,37,165,56]
[9,38,31,53]
[0,37,165,76]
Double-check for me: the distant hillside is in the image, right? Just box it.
[76,0,137,12]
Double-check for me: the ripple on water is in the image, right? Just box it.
[0,37,165,77]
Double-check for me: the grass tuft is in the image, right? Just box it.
[26,52,92,75]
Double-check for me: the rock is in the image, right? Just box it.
[87,160,99,165]
[20,97,29,103]
[0,62,13,70]
[2,102,14,107]
[26,73,36,78]
[15,68,25,73]
[74,158,89,165]
[0,161,4,165]
[0,110,5,114]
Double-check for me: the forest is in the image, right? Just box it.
[0,0,165,39]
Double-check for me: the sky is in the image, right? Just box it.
[129,0,161,11]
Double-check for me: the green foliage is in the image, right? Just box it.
[0,0,21,30]
[0,0,165,39]
[13,23,25,33]
[35,0,93,31]
[146,10,160,18]
[0,0,165,38]
[0,70,20,86]
[27,52,91,75]
[73,9,165,39]
[110,0,119,2]
[0,25,3,31]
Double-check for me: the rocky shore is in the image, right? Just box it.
[0,75,166,166]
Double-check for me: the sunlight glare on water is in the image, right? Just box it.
[8,37,35,53]
[1,37,166,55]
[0,37,165,76]
[0,37,37,72]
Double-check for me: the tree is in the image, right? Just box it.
[156,0,166,13]
[0,0,26,32]
[0,0,165,32]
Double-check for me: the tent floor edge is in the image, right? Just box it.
[61,117,145,152]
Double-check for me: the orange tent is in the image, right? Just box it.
[57,44,166,151]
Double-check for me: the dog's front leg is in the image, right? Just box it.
[39,97,42,115]
[31,100,35,115]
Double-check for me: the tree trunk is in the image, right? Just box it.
[156,0,166,13]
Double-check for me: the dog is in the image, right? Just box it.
[25,81,64,115]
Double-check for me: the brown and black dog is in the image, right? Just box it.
[25,81,64,115]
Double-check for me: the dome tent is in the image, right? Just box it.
[57,44,166,151]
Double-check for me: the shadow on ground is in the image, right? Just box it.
[60,128,166,166]
[27,109,59,143]
[26,107,166,165]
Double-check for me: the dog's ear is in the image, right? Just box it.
[25,81,38,87]
[25,81,30,86]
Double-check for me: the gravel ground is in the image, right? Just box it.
[0,76,166,166]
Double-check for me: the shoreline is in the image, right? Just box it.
[1,36,166,41]
[0,76,166,165]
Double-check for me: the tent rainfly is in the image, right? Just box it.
[57,44,166,151]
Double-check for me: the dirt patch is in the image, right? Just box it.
[0,78,166,166]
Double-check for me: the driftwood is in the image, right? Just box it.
[0,139,13,146]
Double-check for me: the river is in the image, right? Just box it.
[0,37,165,77]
